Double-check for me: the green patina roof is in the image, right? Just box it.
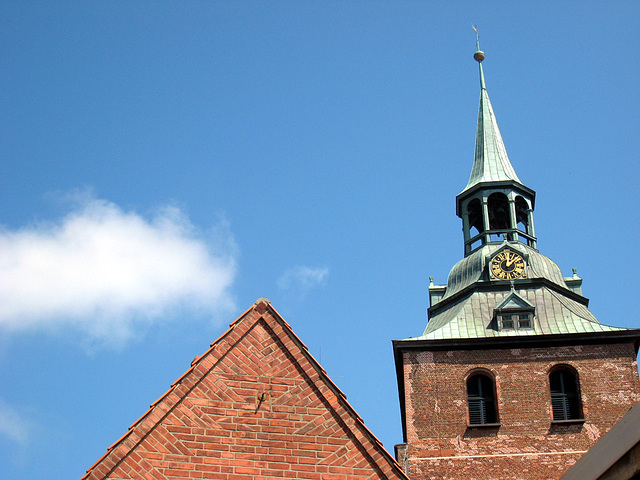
[445,243,567,299]
[462,61,522,194]
[414,285,627,341]
[407,242,629,341]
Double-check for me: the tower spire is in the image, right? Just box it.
[456,31,537,255]
[464,29,521,193]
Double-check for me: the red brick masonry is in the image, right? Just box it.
[83,299,408,480]
[400,343,640,480]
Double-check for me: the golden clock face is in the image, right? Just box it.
[490,249,526,280]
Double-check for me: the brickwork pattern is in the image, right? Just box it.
[402,343,640,480]
[83,300,407,480]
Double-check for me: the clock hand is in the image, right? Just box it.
[505,253,518,267]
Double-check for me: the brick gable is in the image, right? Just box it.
[83,299,408,480]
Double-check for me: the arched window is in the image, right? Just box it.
[515,196,529,233]
[467,198,484,237]
[487,192,510,230]
[549,367,582,421]
[467,373,498,425]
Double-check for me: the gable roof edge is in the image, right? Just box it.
[83,299,409,480]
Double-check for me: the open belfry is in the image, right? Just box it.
[392,38,640,479]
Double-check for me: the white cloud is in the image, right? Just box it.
[0,196,237,346]
[0,397,30,445]
[277,266,329,298]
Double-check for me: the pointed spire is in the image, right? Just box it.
[456,31,537,255]
[462,30,521,193]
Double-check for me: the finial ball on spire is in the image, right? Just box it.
[474,50,485,62]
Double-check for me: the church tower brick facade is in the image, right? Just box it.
[393,42,640,480]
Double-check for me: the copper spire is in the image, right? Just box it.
[462,28,521,193]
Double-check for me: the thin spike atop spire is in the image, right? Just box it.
[472,25,486,90]
[472,24,480,51]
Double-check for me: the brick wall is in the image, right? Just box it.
[401,342,640,480]
[84,301,407,480]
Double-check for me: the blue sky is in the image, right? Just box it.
[1,2,639,478]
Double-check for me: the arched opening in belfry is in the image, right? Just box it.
[515,196,529,233]
[488,193,510,239]
[467,198,484,238]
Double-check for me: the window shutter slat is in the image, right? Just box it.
[467,374,497,425]
[550,369,581,421]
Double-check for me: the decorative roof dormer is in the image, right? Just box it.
[493,288,535,331]
[456,33,537,256]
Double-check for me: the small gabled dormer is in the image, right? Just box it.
[493,289,535,331]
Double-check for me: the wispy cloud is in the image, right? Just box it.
[0,195,237,347]
[277,266,329,299]
[0,397,31,445]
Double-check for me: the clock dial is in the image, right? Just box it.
[490,249,526,280]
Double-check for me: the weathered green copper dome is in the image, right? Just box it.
[443,242,566,300]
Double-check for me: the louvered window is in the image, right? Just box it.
[467,374,497,425]
[549,369,582,421]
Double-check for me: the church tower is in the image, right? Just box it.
[393,40,640,480]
